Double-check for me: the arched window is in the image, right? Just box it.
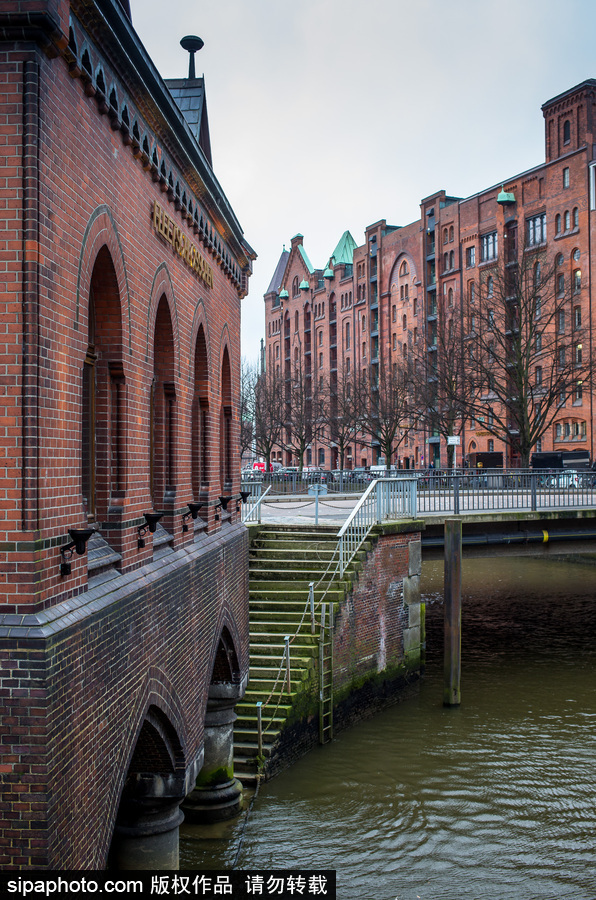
[573,207,579,228]
[82,246,125,522]
[487,276,494,298]
[294,310,299,332]
[151,295,176,507]
[443,228,448,244]
[402,314,407,331]
[192,325,209,498]
[449,250,454,269]
[292,276,299,297]
[574,269,581,292]
[399,260,409,277]
[555,213,561,235]
[220,348,232,491]
[448,287,453,307]
[449,225,454,242]
[533,262,541,288]
[563,119,570,144]
[345,320,351,350]
[564,210,570,231]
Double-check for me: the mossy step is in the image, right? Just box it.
[249,592,342,605]
[249,555,339,569]
[249,595,344,608]
[249,572,352,596]
[249,563,352,592]
[246,653,313,668]
[248,634,318,649]
[234,734,274,752]
[253,526,339,535]
[247,665,313,682]
[234,726,279,744]
[249,612,323,627]
[235,712,289,730]
[251,540,340,553]
[249,556,339,568]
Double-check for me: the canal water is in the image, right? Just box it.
[181,556,596,899]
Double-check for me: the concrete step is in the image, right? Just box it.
[250,538,339,550]
[249,595,344,610]
[249,613,321,629]
[249,572,352,597]
[248,635,318,651]
[234,523,354,779]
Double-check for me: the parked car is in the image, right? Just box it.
[548,469,584,488]
[301,466,326,481]
[279,466,299,478]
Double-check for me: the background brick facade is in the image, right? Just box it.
[265,80,596,470]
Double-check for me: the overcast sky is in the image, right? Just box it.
[130,0,596,363]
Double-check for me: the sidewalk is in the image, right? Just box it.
[258,493,359,526]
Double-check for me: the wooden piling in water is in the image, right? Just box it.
[444,517,462,706]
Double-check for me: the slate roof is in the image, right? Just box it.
[165,77,212,167]
[266,249,290,294]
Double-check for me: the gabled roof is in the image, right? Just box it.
[266,248,290,295]
[165,77,212,167]
[330,230,357,266]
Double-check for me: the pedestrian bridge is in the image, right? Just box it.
[242,471,596,561]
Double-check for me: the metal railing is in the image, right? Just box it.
[241,471,372,495]
[337,477,418,576]
[241,483,271,524]
[416,468,596,515]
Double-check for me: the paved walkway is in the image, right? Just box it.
[258,493,358,526]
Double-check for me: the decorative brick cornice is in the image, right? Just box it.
[0,11,67,57]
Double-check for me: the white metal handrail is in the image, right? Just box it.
[242,484,271,524]
[337,477,418,576]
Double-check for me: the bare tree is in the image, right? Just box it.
[358,360,411,470]
[281,348,325,471]
[253,364,285,470]
[466,249,590,467]
[410,301,475,468]
[318,366,363,471]
[240,359,257,464]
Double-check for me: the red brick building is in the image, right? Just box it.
[0,0,254,869]
[265,80,596,469]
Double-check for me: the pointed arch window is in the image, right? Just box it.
[151,296,176,506]
[192,326,209,498]
[82,246,125,523]
[220,348,233,491]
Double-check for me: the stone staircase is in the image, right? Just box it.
[234,524,365,785]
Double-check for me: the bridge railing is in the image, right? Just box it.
[337,477,418,576]
[417,468,596,515]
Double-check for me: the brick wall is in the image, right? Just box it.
[0,3,252,870]
[333,524,423,716]
[0,523,249,869]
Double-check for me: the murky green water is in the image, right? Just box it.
[181,556,596,899]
